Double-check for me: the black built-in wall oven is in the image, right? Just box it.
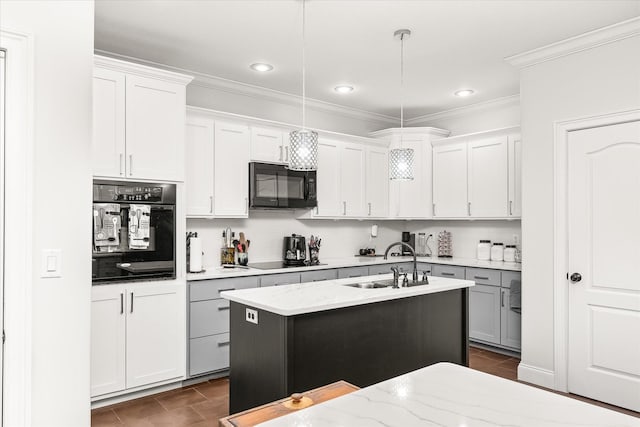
[249,162,317,209]
[92,180,176,283]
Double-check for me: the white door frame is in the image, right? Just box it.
[0,27,34,426]
[553,108,640,393]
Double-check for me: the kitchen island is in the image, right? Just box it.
[222,274,473,413]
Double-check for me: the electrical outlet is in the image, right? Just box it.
[513,235,519,245]
[245,308,258,324]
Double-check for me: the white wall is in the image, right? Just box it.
[519,35,640,380]
[186,82,393,136]
[188,213,521,267]
[2,1,94,425]
[406,96,521,136]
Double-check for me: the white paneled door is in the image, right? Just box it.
[567,120,640,412]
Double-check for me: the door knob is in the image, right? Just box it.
[570,273,582,283]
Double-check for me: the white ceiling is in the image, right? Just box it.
[95,0,640,120]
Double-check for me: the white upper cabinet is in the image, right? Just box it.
[508,134,522,217]
[366,147,389,218]
[214,121,250,217]
[340,143,366,217]
[92,67,126,178]
[467,136,508,218]
[185,117,215,217]
[433,142,468,218]
[125,75,186,181]
[314,138,342,217]
[250,126,289,164]
[370,127,449,219]
[432,127,520,219]
[92,56,192,181]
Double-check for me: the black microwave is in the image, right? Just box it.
[249,162,317,209]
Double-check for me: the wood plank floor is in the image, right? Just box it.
[92,347,639,426]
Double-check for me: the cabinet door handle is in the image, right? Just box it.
[120,293,124,314]
[130,292,134,313]
[501,290,505,307]
[315,205,319,215]
[467,202,471,216]
[441,272,455,277]
[285,146,289,162]
[245,197,248,214]
[432,203,436,216]
[509,200,513,216]
[279,146,283,161]
[119,154,124,176]
[210,196,213,213]
[218,341,231,347]
[474,276,489,280]
[129,155,133,176]
[218,288,236,294]
[343,201,346,215]
[368,202,372,216]
[218,305,230,311]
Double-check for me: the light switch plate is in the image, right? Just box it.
[41,249,62,278]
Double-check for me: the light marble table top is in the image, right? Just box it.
[256,362,640,427]
[221,274,473,316]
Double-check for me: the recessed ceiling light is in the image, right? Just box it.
[454,89,475,97]
[250,63,273,72]
[334,85,354,94]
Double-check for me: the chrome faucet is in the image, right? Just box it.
[384,241,419,282]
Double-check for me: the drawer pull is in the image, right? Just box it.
[218,288,236,293]
[218,341,230,347]
[218,305,230,311]
[474,276,490,280]
[441,272,455,277]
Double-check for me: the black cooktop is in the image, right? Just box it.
[248,261,327,270]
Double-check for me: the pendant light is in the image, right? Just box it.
[389,29,414,181]
[289,0,318,171]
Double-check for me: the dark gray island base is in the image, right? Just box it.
[228,287,469,413]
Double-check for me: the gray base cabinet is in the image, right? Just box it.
[469,284,501,345]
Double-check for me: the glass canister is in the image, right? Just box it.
[477,240,491,260]
[416,233,427,256]
[491,243,504,261]
[504,245,517,262]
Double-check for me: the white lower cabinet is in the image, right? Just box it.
[91,282,186,399]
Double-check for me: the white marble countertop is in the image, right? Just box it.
[256,362,640,427]
[187,255,520,281]
[220,274,473,316]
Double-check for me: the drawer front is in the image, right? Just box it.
[501,271,521,288]
[416,262,433,274]
[189,276,260,302]
[337,266,370,279]
[465,267,501,287]
[190,299,230,338]
[300,269,338,283]
[189,333,230,376]
[368,264,396,275]
[260,272,301,287]
[432,264,465,279]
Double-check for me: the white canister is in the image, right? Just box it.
[491,243,504,262]
[504,245,517,262]
[477,240,491,261]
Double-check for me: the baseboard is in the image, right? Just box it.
[91,381,184,409]
[517,363,556,389]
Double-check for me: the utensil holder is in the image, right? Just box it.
[309,246,320,265]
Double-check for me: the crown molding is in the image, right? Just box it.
[94,54,193,85]
[405,94,520,126]
[94,49,398,126]
[369,126,451,140]
[505,16,640,69]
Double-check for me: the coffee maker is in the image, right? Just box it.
[401,231,415,256]
[283,234,307,266]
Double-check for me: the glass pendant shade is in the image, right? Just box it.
[288,129,318,171]
[389,147,414,180]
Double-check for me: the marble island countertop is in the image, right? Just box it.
[187,255,520,281]
[256,362,640,427]
[220,273,473,316]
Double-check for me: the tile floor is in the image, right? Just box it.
[91,347,639,426]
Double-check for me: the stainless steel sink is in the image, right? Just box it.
[344,281,394,289]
